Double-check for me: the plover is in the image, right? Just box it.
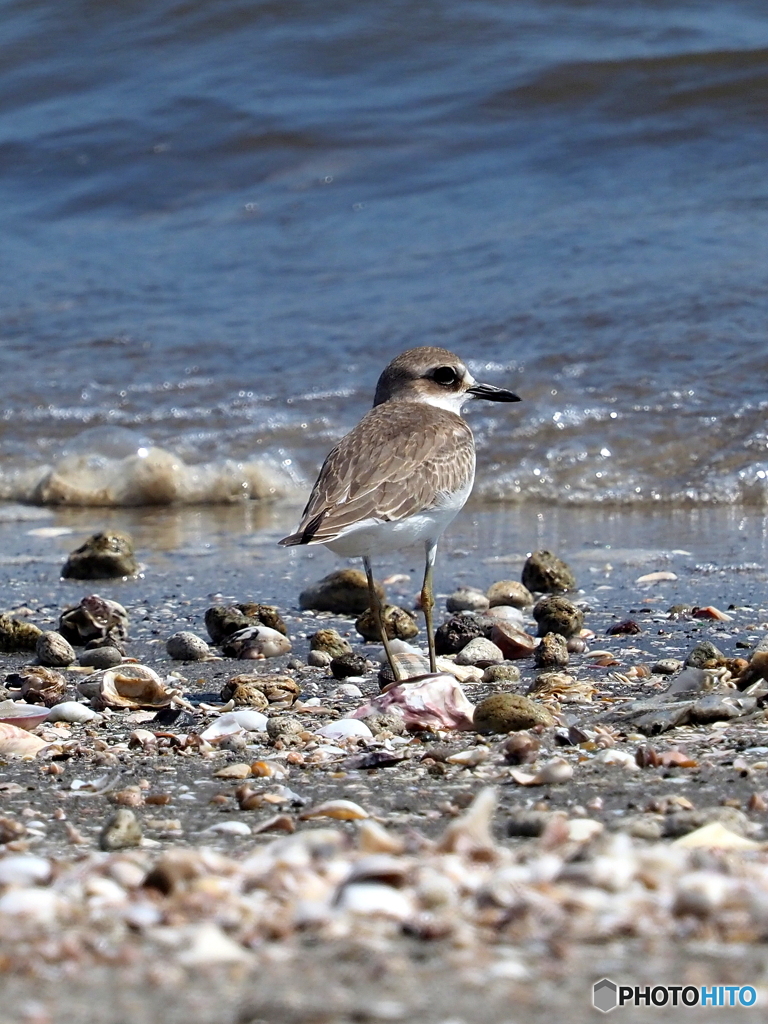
[280,347,520,679]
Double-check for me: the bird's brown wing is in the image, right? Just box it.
[279,403,475,546]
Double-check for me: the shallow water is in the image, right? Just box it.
[3,0,768,507]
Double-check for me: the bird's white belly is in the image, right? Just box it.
[324,476,473,558]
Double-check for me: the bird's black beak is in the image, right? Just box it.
[467,381,521,402]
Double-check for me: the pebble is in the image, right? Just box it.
[0,855,52,886]
[487,580,534,609]
[0,614,42,652]
[502,731,541,764]
[45,701,98,724]
[309,628,353,659]
[685,641,725,669]
[213,763,252,779]
[434,613,487,655]
[521,550,576,593]
[99,809,143,851]
[166,631,210,661]
[266,716,303,741]
[482,663,522,685]
[355,605,418,642]
[308,649,333,668]
[331,652,369,679]
[78,645,123,669]
[533,632,569,669]
[35,630,76,667]
[299,568,383,615]
[221,625,292,659]
[473,693,554,733]
[446,586,490,613]
[455,637,504,667]
[330,683,363,698]
[61,530,138,579]
[205,603,287,644]
[533,595,584,638]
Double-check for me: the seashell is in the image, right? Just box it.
[671,822,763,850]
[0,722,50,757]
[337,883,414,920]
[35,630,76,667]
[357,819,405,854]
[527,672,595,703]
[82,665,179,710]
[437,786,497,854]
[0,855,52,886]
[0,700,50,731]
[593,749,640,771]
[177,923,252,966]
[99,809,143,851]
[7,666,67,707]
[317,719,373,742]
[59,594,129,645]
[490,622,539,659]
[636,571,678,584]
[0,817,27,843]
[0,887,61,924]
[127,729,157,752]
[352,673,475,731]
[330,683,363,698]
[250,760,289,778]
[204,821,252,836]
[221,625,291,660]
[252,814,295,835]
[199,709,268,742]
[166,631,211,661]
[566,819,604,843]
[510,758,574,786]
[299,799,369,821]
[45,701,98,724]
[446,747,490,766]
[213,763,252,779]
[691,605,733,622]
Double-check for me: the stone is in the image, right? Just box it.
[355,605,418,642]
[446,587,490,613]
[533,632,569,669]
[220,674,299,707]
[473,693,554,733]
[299,568,383,615]
[79,645,123,669]
[506,808,562,836]
[685,641,726,669]
[487,580,534,609]
[309,628,353,659]
[521,550,576,593]
[266,716,303,742]
[205,603,287,643]
[307,649,332,668]
[166,631,210,661]
[434,613,488,655]
[481,663,522,685]
[533,595,583,638]
[221,625,291,659]
[0,615,42,653]
[62,531,138,579]
[36,631,76,667]
[454,637,504,667]
[502,731,541,764]
[330,652,369,679]
[99,809,143,851]
[652,658,683,675]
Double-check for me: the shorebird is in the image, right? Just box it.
[280,347,520,680]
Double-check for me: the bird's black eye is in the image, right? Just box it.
[433,365,458,387]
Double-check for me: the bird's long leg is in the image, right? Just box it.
[363,555,402,682]
[421,541,438,673]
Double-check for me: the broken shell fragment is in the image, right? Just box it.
[59,594,129,645]
[298,799,370,821]
[0,722,50,757]
[199,709,268,742]
[509,758,574,787]
[82,665,180,710]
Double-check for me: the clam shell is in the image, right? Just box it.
[298,799,369,821]
[0,700,50,731]
[0,722,50,757]
[82,664,179,709]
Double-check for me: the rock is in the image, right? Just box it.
[307,649,332,668]
[309,628,352,659]
[0,615,42,653]
[99,809,143,851]
[662,807,752,839]
[473,693,553,733]
[501,731,541,764]
[266,716,303,742]
[607,619,641,636]
[299,568,383,615]
[689,692,756,724]
[355,605,418,642]
[506,808,562,837]
[365,711,406,736]
[6,667,67,706]
[330,652,369,679]
[652,658,683,675]
[533,595,583,638]
[487,580,534,609]
[221,626,291,659]
[204,603,287,643]
[36,631,76,667]
[685,641,726,669]
[521,550,576,593]
[62,531,138,579]
[481,663,522,685]
[166,631,210,661]
[79,645,123,669]
[58,595,129,645]
[736,649,768,690]
[489,621,538,659]
[533,632,569,669]
[454,637,504,667]
[446,587,490,613]
[220,674,299,707]
[434,613,488,655]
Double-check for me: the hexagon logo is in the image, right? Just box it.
[593,979,618,1013]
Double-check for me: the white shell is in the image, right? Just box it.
[0,855,52,886]
[0,887,61,923]
[203,821,252,836]
[45,701,98,724]
[199,709,268,741]
[317,720,373,741]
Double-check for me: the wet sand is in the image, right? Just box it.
[2,500,768,1022]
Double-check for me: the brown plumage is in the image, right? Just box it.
[280,401,475,546]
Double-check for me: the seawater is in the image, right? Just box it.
[3,0,768,507]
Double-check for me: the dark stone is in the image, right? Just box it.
[521,550,576,594]
[205,603,287,644]
[62,531,138,579]
[299,568,383,615]
[434,613,488,655]
[355,605,418,642]
[330,652,369,679]
[533,595,584,638]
